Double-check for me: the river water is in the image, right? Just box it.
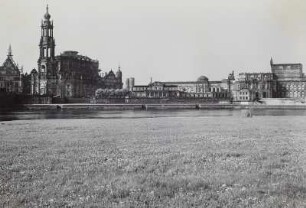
[1,109,306,121]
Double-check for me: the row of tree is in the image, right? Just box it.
[95,88,129,98]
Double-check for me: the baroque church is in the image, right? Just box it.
[31,6,122,98]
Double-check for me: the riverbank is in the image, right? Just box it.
[21,103,306,110]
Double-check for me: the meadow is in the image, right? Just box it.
[0,112,306,207]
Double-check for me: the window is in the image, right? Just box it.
[41,65,46,73]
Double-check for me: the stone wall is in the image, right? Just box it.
[0,94,52,108]
[125,97,229,104]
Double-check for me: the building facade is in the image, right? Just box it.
[132,82,180,98]
[56,51,100,98]
[233,72,275,101]
[0,46,22,94]
[232,59,306,101]
[99,67,123,90]
[125,77,135,91]
[270,58,306,99]
[131,75,231,99]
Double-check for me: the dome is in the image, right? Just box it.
[197,75,209,82]
[44,12,51,20]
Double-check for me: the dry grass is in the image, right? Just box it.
[0,115,306,207]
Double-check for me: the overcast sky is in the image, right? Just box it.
[1,0,306,84]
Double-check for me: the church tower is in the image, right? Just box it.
[38,5,57,95]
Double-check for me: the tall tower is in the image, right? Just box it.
[38,5,57,95]
[116,65,123,89]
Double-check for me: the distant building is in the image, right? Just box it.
[31,6,122,98]
[98,66,123,90]
[131,75,231,99]
[270,58,306,99]
[125,77,135,91]
[271,58,303,81]
[132,81,180,98]
[232,59,306,101]
[233,72,275,101]
[56,51,100,98]
[0,45,22,94]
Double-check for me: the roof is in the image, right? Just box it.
[197,76,209,82]
[164,85,178,87]
[133,85,148,87]
[56,51,98,63]
[31,68,38,74]
[0,56,20,74]
[272,63,302,66]
[209,81,222,84]
[239,72,273,75]
[163,81,200,84]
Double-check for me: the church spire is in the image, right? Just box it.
[8,44,12,57]
[44,4,51,20]
[270,57,274,66]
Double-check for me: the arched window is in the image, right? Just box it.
[41,65,46,72]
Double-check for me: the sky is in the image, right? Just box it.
[1,0,306,84]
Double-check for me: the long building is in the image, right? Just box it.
[131,75,232,100]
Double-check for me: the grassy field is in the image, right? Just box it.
[0,114,306,207]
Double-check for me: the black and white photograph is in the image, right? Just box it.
[1,0,306,207]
